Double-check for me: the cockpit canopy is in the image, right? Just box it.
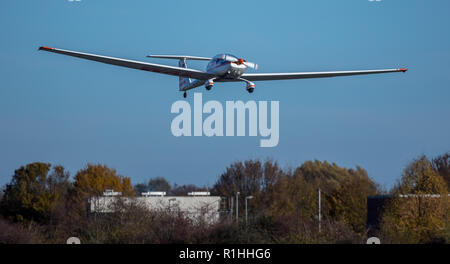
[212,54,239,62]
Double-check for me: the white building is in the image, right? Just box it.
[88,192,222,224]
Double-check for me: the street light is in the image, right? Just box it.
[236,192,240,224]
[245,195,254,226]
[318,188,321,233]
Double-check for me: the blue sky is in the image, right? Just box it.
[0,0,449,189]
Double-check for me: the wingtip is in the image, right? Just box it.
[38,46,54,51]
[398,68,408,72]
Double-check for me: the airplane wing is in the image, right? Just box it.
[240,68,408,81]
[147,54,211,61]
[38,46,215,80]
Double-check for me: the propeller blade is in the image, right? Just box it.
[244,61,258,70]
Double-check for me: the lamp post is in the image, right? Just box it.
[245,196,253,226]
[318,188,321,233]
[236,192,240,224]
[229,196,233,223]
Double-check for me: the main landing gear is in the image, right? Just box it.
[183,92,187,98]
[237,77,255,94]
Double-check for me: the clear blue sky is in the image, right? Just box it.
[1,0,449,189]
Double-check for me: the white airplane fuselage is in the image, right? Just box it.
[182,54,252,93]
[206,55,247,78]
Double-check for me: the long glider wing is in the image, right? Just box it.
[147,54,211,61]
[240,68,407,81]
[38,46,215,80]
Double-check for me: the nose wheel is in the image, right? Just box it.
[183,92,187,98]
[247,88,254,93]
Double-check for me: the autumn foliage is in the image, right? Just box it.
[381,156,449,243]
[0,153,449,244]
[74,164,135,200]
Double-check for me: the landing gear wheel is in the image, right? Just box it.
[206,86,211,91]
[247,88,254,94]
[183,92,187,98]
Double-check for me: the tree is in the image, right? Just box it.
[213,160,262,198]
[213,160,284,200]
[0,163,71,224]
[134,183,149,195]
[0,216,35,243]
[73,164,135,200]
[213,159,285,221]
[291,160,379,231]
[432,152,450,189]
[169,183,207,196]
[328,166,379,233]
[381,156,449,243]
[148,177,171,192]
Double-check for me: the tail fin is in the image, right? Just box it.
[178,59,192,91]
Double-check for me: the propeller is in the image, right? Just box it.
[224,55,258,70]
[243,60,258,70]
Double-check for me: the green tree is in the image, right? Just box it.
[148,177,171,192]
[134,183,149,194]
[0,163,71,224]
[328,166,379,233]
[213,159,285,221]
[293,160,379,232]
[213,160,283,201]
[213,160,263,199]
[432,152,450,190]
[381,156,449,243]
